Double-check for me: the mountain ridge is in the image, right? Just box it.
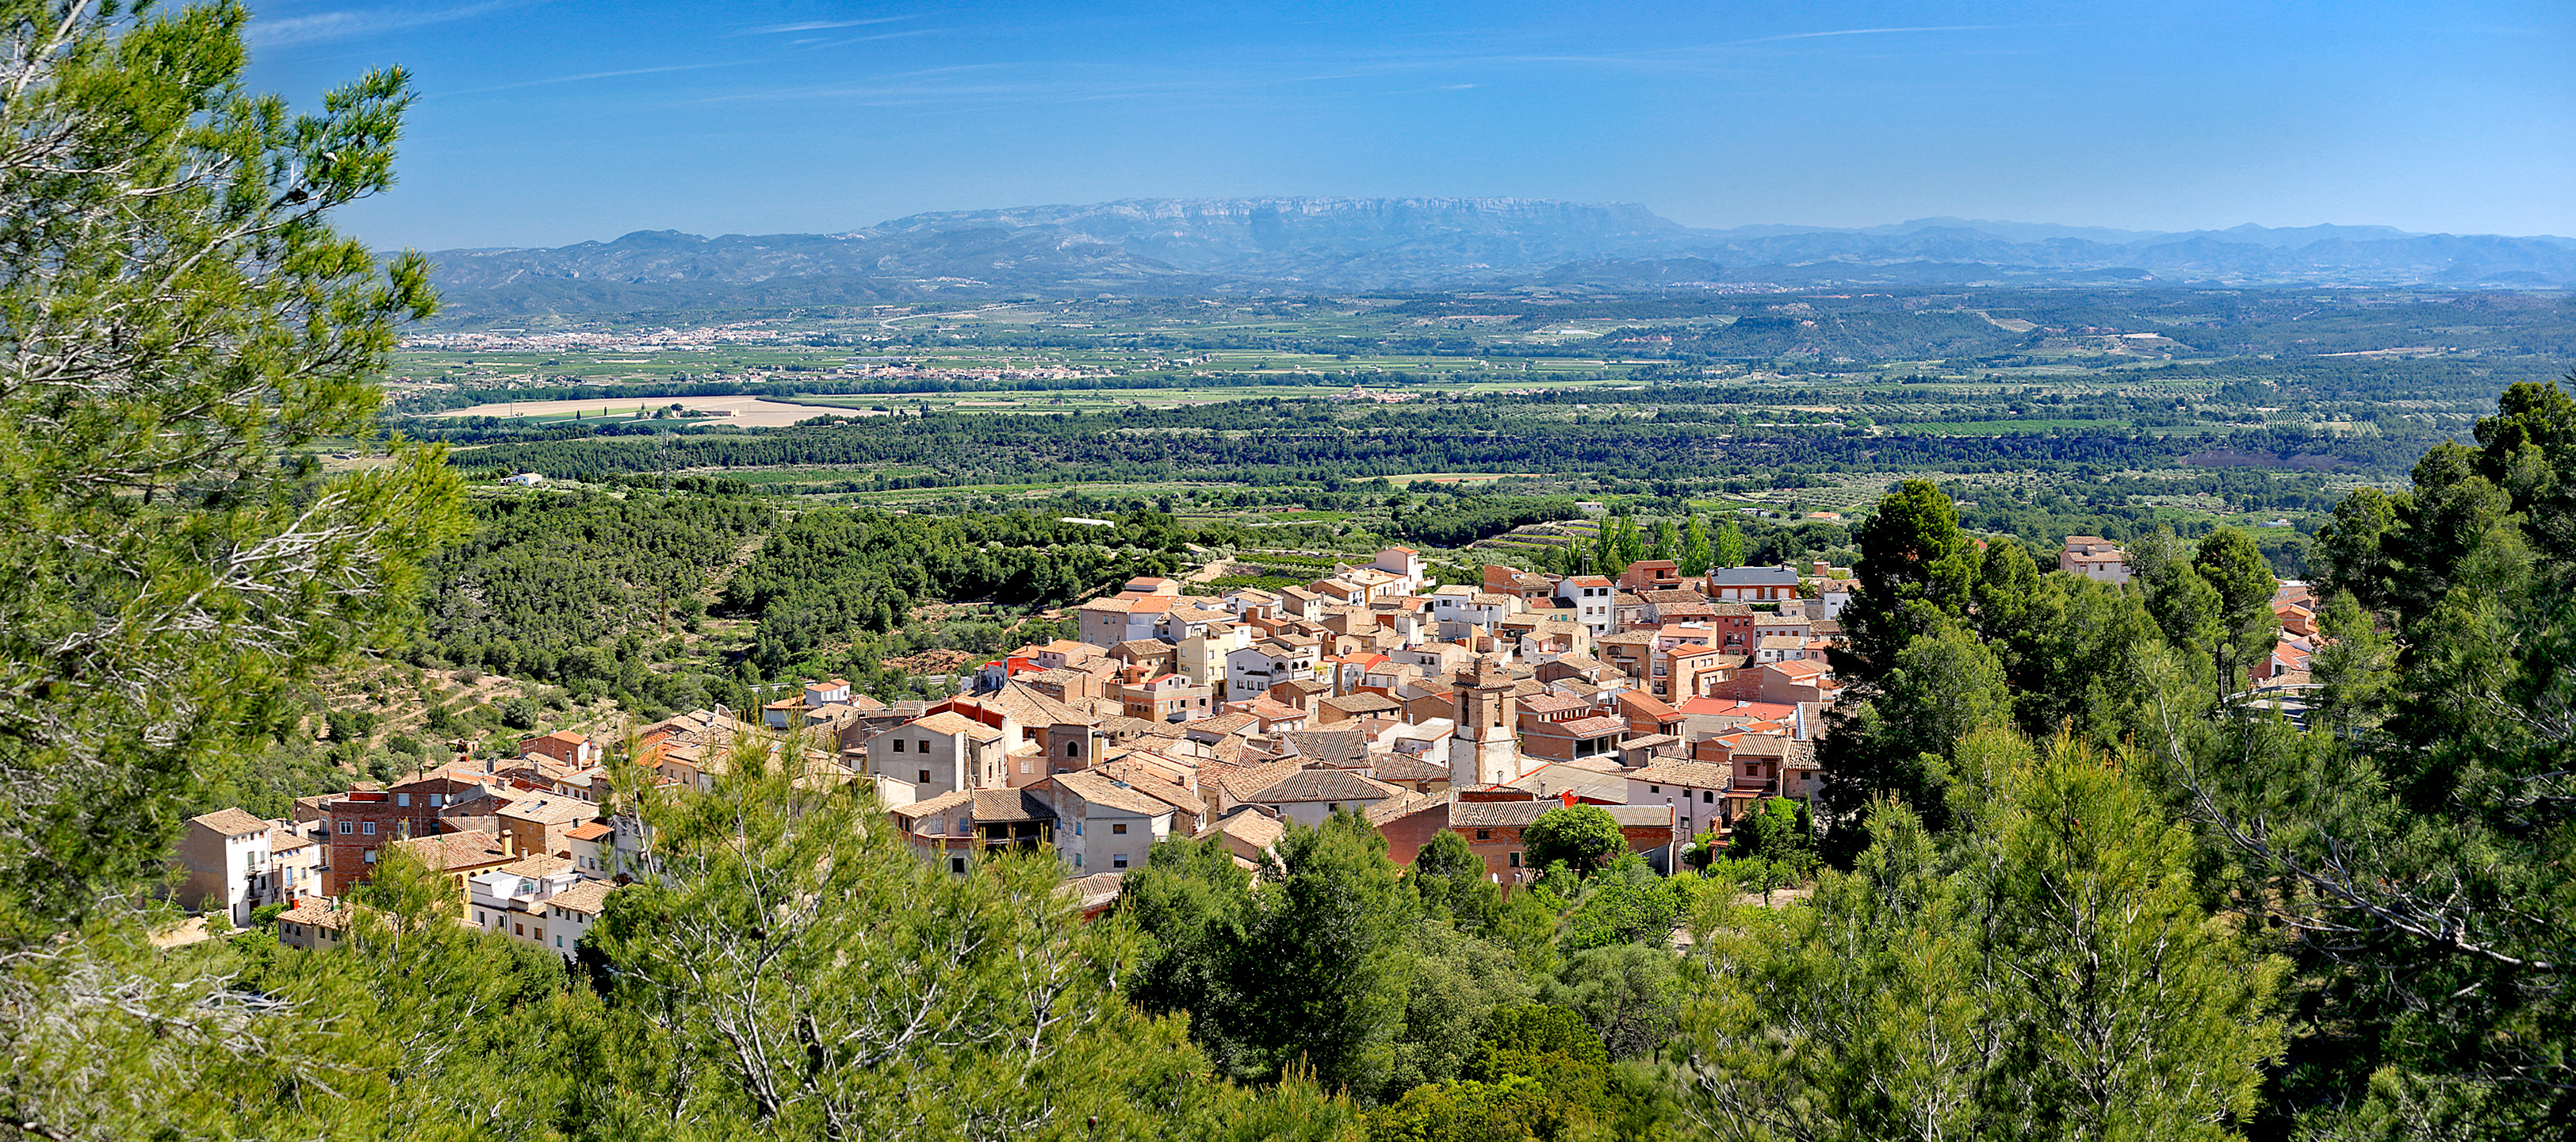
[412,197,2576,319]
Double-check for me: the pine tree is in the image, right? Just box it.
[584,734,1166,1134]
[1681,730,2286,1140]
[0,5,462,1132]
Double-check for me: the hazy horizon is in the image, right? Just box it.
[240,1,2576,251]
[398,199,2567,255]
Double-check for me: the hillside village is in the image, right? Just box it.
[174,538,2327,955]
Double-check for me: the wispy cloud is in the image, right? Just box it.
[784,28,944,51]
[248,1,519,48]
[731,16,913,36]
[435,62,746,98]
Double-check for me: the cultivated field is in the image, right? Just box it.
[431,394,863,427]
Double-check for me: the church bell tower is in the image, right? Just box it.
[1449,670,1521,789]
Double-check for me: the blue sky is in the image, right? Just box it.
[239,1,2576,251]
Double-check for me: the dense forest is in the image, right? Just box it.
[413,490,775,705]
[724,508,1196,672]
[439,400,2441,493]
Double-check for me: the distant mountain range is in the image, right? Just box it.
[416,197,2576,318]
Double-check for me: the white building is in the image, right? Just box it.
[1625,760,1736,840]
[1370,546,1429,596]
[468,857,607,959]
[1227,639,1320,699]
[2058,537,2133,584]
[1554,575,1616,638]
[865,710,1010,802]
[1428,584,1517,631]
[174,808,287,928]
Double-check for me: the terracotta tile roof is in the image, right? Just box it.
[970,789,1055,823]
[190,808,270,837]
[267,826,316,852]
[1518,693,1590,715]
[1064,871,1129,911]
[1368,752,1451,782]
[1450,799,1673,829]
[1215,760,1306,803]
[1212,809,1285,850]
[1044,772,1164,818]
[1093,766,1204,816]
[982,683,1100,727]
[1630,760,1732,788]
[1284,728,1369,768]
[1616,689,1679,719]
[892,791,974,822]
[1319,692,1399,715]
[1365,790,1437,825]
[565,821,614,842]
[1238,767,1405,805]
[392,831,512,871]
[1184,711,1258,738]
[498,853,577,878]
[1720,734,1793,757]
[279,899,354,929]
[547,879,614,915]
[1552,715,1629,738]
[910,711,1005,741]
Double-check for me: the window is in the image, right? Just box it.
[1703,791,1714,803]
[893,739,905,753]
[1111,822,1127,835]
[1475,829,1491,841]
[1074,853,1083,868]
[1508,852,1522,868]
[361,821,375,836]
[1648,784,1660,794]
[950,856,967,875]
[362,849,376,864]
[1065,741,1081,757]
[920,740,932,753]
[1073,820,1082,836]
[515,923,523,936]
[1112,854,1128,869]
[337,821,352,834]
[475,910,484,925]
[396,793,410,807]
[918,770,931,784]
[556,935,564,948]
[430,793,443,807]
